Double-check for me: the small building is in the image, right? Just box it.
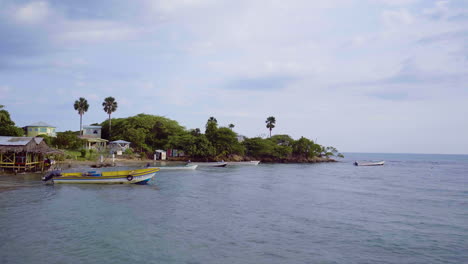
[82,125,102,138]
[155,149,166,160]
[25,122,56,137]
[109,140,131,155]
[0,136,61,172]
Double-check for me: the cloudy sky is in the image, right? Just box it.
[1,0,467,154]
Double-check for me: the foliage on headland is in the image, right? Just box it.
[98,114,343,162]
[0,104,343,162]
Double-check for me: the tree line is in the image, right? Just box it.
[0,100,343,161]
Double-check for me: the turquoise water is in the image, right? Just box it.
[1,153,467,263]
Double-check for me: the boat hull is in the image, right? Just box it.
[226,161,260,166]
[156,165,198,171]
[354,161,385,166]
[51,168,159,184]
[189,162,227,167]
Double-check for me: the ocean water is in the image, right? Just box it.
[0,153,467,264]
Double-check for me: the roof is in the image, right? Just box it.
[80,138,108,143]
[0,136,60,154]
[0,136,33,146]
[26,121,55,127]
[83,125,102,129]
[110,140,130,144]
[155,149,166,153]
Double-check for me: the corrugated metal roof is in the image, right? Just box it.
[0,136,34,146]
[27,121,55,127]
[83,125,101,129]
[34,137,44,144]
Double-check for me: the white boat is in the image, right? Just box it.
[188,162,227,167]
[156,164,198,171]
[42,168,159,184]
[354,161,385,166]
[226,161,260,166]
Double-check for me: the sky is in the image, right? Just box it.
[0,0,467,154]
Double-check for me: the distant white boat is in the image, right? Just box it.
[226,161,260,166]
[188,162,227,167]
[156,164,198,171]
[354,161,385,166]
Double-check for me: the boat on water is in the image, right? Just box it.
[42,167,159,184]
[226,161,260,166]
[354,161,385,166]
[156,164,198,171]
[188,162,227,167]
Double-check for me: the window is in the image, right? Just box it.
[29,128,32,131]
[40,128,47,132]
[35,128,38,131]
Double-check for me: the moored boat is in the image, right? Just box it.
[226,161,260,166]
[42,167,159,184]
[188,162,227,167]
[354,161,385,166]
[156,164,198,171]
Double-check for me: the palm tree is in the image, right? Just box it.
[228,123,235,130]
[102,97,118,139]
[74,97,89,135]
[208,116,217,124]
[265,116,276,137]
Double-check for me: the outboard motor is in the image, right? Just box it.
[42,170,61,182]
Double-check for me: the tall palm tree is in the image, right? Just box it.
[102,97,118,139]
[228,123,235,130]
[74,97,89,135]
[265,116,276,137]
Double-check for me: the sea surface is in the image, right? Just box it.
[0,153,467,264]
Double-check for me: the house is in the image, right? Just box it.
[79,125,107,151]
[109,140,131,155]
[25,122,56,137]
[0,136,61,172]
[82,125,102,138]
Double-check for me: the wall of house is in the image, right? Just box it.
[82,127,102,138]
[26,127,56,137]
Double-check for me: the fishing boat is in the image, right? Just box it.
[226,161,260,166]
[188,162,227,167]
[156,164,198,171]
[42,167,159,184]
[354,161,385,166]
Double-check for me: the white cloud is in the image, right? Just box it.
[13,1,50,24]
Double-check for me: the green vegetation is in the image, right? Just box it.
[1,101,344,162]
[73,97,89,135]
[102,96,118,140]
[99,114,342,161]
[0,105,24,136]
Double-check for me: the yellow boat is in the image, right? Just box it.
[42,168,159,184]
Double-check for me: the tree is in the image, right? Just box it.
[265,116,276,137]
[73,97,89,135]
[102,96,118,140]
[205,117,218,142]
[292,137,321,158]
[228,124,235,130]
[0,105,24,136]
[55,131,85,150]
